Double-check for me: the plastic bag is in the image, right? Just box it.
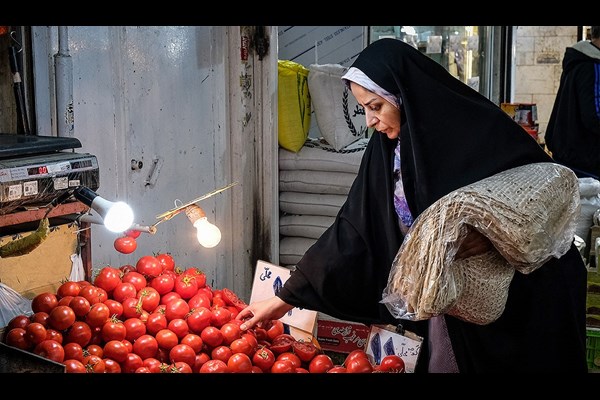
[382,162,580,325]
[69,253,85,282]
[0,282,33,327]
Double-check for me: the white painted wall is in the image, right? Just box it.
[30,26,278,301]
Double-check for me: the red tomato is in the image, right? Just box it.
[64,359,87,373]
[228,352,253,373]
[160,291,181,305]
[95,287,108,303]
[146,312,168,336]
[155,252,175,272]
[25,322,47,345]
[164,298,190,321]
[112,282,138,303]
[30,311,50,327]
[200,325,223,348]
[292,340,318,363]
[174,274,199,300]
[210,307,232,328]
[230,337,253,357]
[65,321,92,347]
[276,351,302,369]
[143,357,165,373]
[169,343,196,366]
[270,359,295,373]
[120,297,143,319]
[192,352,211,373]
[133,334,159,360]
[57,296,74,307]
[57,281,81,299]
[69,296,91,318]
[155,329,179,350]
[7,314,30,331]
[125,229,141,239]
[168,318,189,339]
[31,292,58,314]
[123,317,146,342]
[33,339,64,363]
[121,352,143,373]
[376,354,406,373]
[180,333,203,353]
[220,322,242,345]
[327,366,347,373]
[45,328,63,344]
[114,236,137,254]
[309,354,334,373]
[150,273,175,295]
[186,307,213,334]
[220,288,248,312]
[93,266,122,292]
[211,345,233,363]
[346,357,374,373]
[135,255,162,278]
[266,320,285,341]
[252,347,276,372]
[63,342,84,362]
[344,349,370,364]
[119,264,136,273]
[269,333,296,354]
[104,299,124,319]
[85,302,110,328]
[137,287,161,312]
[101,317,127,342]
[171,361,193,373]
[5,328,30,350]
[121,271,147,292]
[103,339,129,363]
[79,285,102,305]
[103,358,122,373]
[187,292,211,310]
[199,359,229,373]
[83,354,105,373]
[86,344,104,358]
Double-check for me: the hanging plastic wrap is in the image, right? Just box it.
[381,162,580,325]
[69,253,85,282]
[0,283,33,327]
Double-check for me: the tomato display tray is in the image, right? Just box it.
[0,341,64,373]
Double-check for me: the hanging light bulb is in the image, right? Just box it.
[73,186,134,233]
[185,204,221,248]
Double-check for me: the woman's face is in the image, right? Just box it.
[350,82,401,139]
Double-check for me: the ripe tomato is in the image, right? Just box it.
[31,292,58,314]
[376,354,406,373]
[93,266,122,292]
[230,337,253,356]
[133,334,159,360]
[63,342,84,361]
[252,347,276,372]
[269,333,296,354]
[200,325,224,348]
[192,352,211,373]
[65,321,92,347]
[186,307,213,334]
[135,255,162,278]
[121,271,147,292]
[101,317,127,342]
[125,229,141,239]
[150,273,175,295]
[220,322,242,345]
[83,354,105,373]
[86,344,104,358]
[30,311,50,327]
[85,302,110,328]
[104,299,124,319]
[199,359,229,373]
[187,292,211,310]
[292,340,318,363]
[64,359,86,373]
[164,298,190,321]
[309,354,335,373]
[228,352,253,373]
[345,357,374,373]
[344,349,370,364]
[180,333,203,353]
[210,307,232,328]
[171,361,193,373]
[103,339,129,363]
[270,359,295,373]
[57,281,81,298]
[143,357,164,373]
[123,317,146,342]
[7,314,30,331]
[169,343,196,366]
[69,296,91,318]
[25,322,47,345]
[120,297,143,319]
[5,328,30,350]
[168,318,189,339]
[155,329,179,350]
[146,312,168,336]
[137,287,161,312]
[160,291,181,306]
[112,282,138,303]
[211,345,233,363]
[276,351,302,369]
[121,352,143,373]
[266,319,285,341]
[174,274,199,300]
[45,329,63,344]
[79,285,102,305]
[103,358,122,373]
[220,288,248,312]
[155,252,175,272]
[114,236,137,254]
[327,366,347,373]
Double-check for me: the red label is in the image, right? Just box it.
[241,36,249,61]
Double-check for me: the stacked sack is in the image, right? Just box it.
[277,63,369,267]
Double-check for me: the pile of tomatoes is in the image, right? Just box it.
[2,252,405,373]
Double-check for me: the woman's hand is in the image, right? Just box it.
[455,227,493,260]
[236,296,294,331]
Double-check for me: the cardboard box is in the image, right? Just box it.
[0,222,79,299]
[316,316,370,354]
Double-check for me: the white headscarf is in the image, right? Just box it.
[341,67,402,109]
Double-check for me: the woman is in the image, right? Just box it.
[238,38,588,373]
